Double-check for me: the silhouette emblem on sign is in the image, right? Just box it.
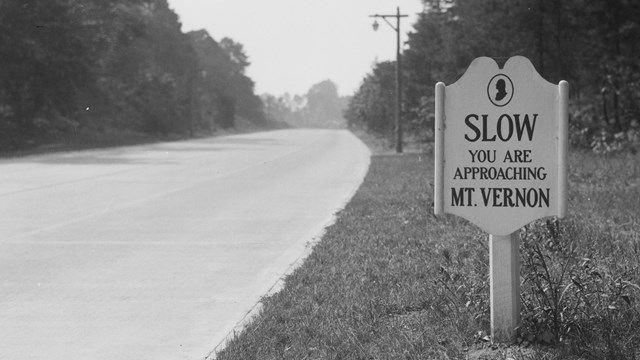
[487,74,514,107]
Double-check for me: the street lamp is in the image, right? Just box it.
[370,7,408,153]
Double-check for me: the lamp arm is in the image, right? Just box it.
[381,16,397,32]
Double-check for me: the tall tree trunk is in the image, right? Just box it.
[538,0,545,77]
[612,0,621,131]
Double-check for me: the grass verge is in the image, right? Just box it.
[215,136,640,360]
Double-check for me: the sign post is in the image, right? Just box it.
[434,56,568,342]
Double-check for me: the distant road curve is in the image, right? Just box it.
[0,129,370,360]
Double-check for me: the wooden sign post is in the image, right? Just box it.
[434,56,568,342]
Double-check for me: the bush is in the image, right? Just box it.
[570,97,640,156]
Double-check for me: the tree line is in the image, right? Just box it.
[262,79,348,129]
[346,0,640,154]
[0,0,266,151]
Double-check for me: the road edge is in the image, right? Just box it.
[204,131,371,360]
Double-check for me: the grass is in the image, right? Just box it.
[215,135,640,360]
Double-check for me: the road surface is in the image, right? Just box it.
[0,129,370,360]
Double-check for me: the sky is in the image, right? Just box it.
[166,0,425,97]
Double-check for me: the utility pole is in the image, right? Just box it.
[370,7,408,153]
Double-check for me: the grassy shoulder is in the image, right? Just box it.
[216,135,640,360]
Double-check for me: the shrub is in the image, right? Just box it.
[570,98,640,155]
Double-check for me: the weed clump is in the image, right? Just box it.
[520,210,640,358]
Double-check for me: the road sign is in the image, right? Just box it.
[435,56,567,235]
[434,56,568,342]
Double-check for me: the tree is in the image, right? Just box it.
[218,37,264,124]
[0,0,94,146]
[219,37,250,74]
[187,30,265,129]
[0,0,267,150]
[261,80,348,129]
[349,0,640,151]
[305,80,344,128]
[119,0,199,135]
[344,62,396,137]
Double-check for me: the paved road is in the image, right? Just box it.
[0,129,370,360]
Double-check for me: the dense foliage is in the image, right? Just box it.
[0,0,265,150]
[343,62,397,141]
[188,31,265,131]
[346,0,640,153]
